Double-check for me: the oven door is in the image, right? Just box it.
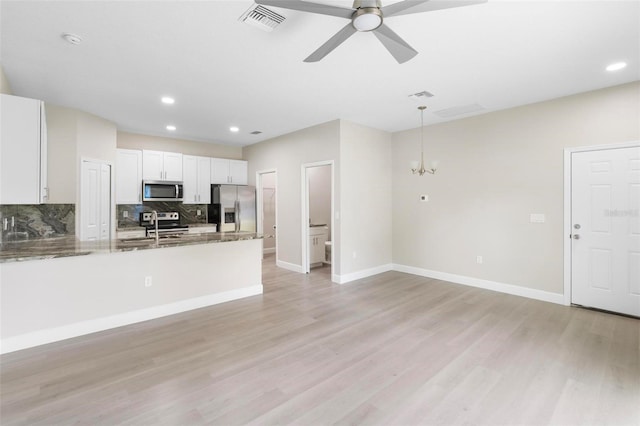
[143,181,184,201]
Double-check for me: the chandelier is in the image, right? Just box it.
[410,105,437,176]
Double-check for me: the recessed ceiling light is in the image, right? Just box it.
[61,33,83,45]
[166,125,176,131]
[606,62,627,72]
[161,96,175,104]
[230,126,240,133]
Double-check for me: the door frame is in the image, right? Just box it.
[563,140,640,306]
[78,157,115,241]
[256,168,278,259]
[301,160,335,277]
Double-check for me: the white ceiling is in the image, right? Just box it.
[1,1,638,147]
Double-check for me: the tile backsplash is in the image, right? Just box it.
[117,202,208,228]
[0,204,75,241]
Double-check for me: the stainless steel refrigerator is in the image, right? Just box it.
[208,185,256,232]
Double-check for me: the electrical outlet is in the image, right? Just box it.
[476,256,483,264]
[122,211,128,218]
[144,276,152,287]
[196,209,202,216]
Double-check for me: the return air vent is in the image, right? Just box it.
[239,4,286,32]
[408,91,434,101]
[433,103,485,118]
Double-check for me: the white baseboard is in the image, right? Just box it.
[1,284,263,355]
[392,264,564,305]
[276,259,304,273]
[334,263,393,284]
[263,247,276,255]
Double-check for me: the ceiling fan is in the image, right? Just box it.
[254,0,486,63]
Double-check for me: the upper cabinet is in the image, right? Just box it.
[211,158,248,185]
[142,150,183,181]
[115,149,142,204]
[0,94,48,204]
[183,155,211,204]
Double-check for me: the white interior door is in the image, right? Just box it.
[571,146,640,316]
[81,160,111,241]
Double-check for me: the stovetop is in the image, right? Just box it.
[140,211,189,235]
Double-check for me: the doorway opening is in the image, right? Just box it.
[256,169,277,264]
[302,161,334,279]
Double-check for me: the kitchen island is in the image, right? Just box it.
[1,233,263,353]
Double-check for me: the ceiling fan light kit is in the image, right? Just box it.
[254,0,486,63]
[352,8,383,31]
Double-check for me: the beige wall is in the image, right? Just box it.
[244,119,394,279]
[45,104,117,204]
[392,81,640,295]
[118,131,242,159]
[0,64,12,95]
[243,120,341,271]
[340,121,393,276]
[45,105,77,203]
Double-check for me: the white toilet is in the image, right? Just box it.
[324,240,332,264]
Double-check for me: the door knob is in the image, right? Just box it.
[572,234,580,240]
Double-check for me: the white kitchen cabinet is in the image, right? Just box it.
[229,159,248,185]
[210,158,248,185]
[142,150,183,181]
[183,155,211,204]
[115,149,142,204]
[309,226,328,266]
[0,94,48,204]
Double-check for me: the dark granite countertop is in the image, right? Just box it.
[0,232,263,263]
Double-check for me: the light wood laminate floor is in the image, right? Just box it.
[1,255,638,425]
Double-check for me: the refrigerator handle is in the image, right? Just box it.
[235,200,240,232]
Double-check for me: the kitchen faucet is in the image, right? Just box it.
[151,210,159,244]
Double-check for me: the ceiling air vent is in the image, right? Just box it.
[408,91,434,101]
[250,131,263,135]
[433,103,485,118]
[239,5,286,32]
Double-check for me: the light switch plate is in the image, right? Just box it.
[530,213,545,223]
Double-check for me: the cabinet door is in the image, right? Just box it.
[196,156,212,204]
[142,150,164,180]
[182,155,198,204]
[163,152,183,181]
[229,160,248,185]
[115,149,142,204]
[211,158,230,184]
[309,235,325,264]
[0,94,42,204]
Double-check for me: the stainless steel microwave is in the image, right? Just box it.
[142,180,184,202]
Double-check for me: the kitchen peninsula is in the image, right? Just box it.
[0,233,263,353]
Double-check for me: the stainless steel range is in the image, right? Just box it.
[140,211,188,237]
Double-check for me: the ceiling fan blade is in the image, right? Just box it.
[254,0,354,19]
[383,0,487,17]
[381,0,431,17]
[372,24,418,64]
[304,23,357,62]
